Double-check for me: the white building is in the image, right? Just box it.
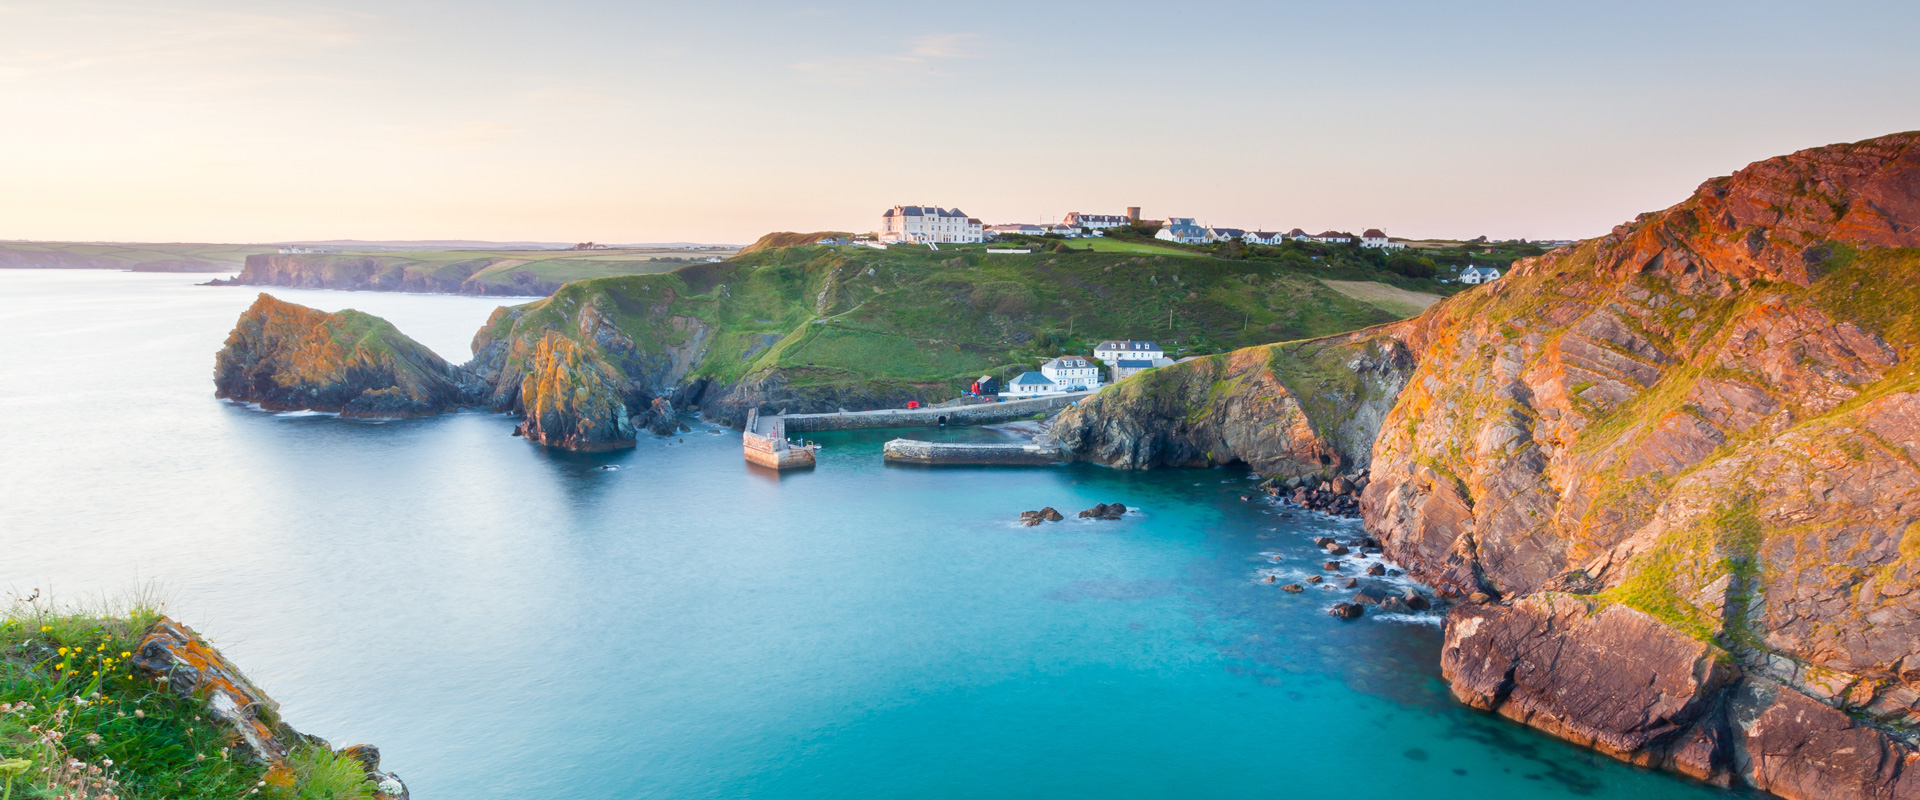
[1041,356,1102,392]
[1155,217,1209,245]
[1206,227,1247,243]
[1110,357,1174,382]
[1002,371,1058,398]
[1285,228,1313,243]
[1460,265,1502,284]
[1244,231,1283,245]
[880,206,984,244]
[1360,229,1405,250]
[1063,212,1132,230]
[987,223,1046,238]
[1094,339,1164,363]
[1311,230,1355,244]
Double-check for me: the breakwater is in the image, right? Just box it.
[882,438,1064,466]
[780,392,1088,432]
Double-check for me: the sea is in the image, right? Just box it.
[0,269,1736,799]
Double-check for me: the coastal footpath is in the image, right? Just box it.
[1055,131,1920,800]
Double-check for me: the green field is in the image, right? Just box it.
[0,241,278,272]
[480,235,1463,401]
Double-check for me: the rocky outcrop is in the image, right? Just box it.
[1053,331,1415,478]
[214,294,482,417]
[134,616,408,797]
[1355,131,1920,798]
[466,277,715,449]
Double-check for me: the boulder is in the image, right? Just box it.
[1324,543,1350,556]
[1306,575,1323,584]
[1342,578,1359,589]
[1281,584,1305,593]
[1402,590,1431,611]
[1366,564,1386,576]
[1442,596,1737,770]
[1329,602,1364,620]
[1323,561,1342,571]
[1352,589,1389,605]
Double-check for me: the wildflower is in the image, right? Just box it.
[41,625,50,631]
[195,753,204,762]
[120,651,129,658]
[58,647,68,655]
[132,710,144,719]
[84,732,102,745]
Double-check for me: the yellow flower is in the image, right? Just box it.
[40,626,50,632]
[58,647,68,655]
[120,652,130,658]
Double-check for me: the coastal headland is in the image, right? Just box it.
[205,130,1920,800]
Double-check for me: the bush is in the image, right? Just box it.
[1386,253,1437,278]
[266,747,377,800]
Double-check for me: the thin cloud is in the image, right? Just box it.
[790,33,980,85]
[0,2,374,84]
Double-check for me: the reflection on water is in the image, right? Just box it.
[0,270,1731,799]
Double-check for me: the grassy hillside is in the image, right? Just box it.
[0,242,277,272]
[472,238,1459,419]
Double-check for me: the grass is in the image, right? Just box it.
[0,590,378,800]
[1062,238,1203,257]
[0,242,277,272]
[476,238,1441,400]
[1318,279,1444,317]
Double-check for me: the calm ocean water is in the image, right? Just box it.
[0,270,1732,799]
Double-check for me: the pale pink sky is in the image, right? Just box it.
[2,0,1916,244]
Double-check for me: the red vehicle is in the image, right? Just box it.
[906,400,920,410]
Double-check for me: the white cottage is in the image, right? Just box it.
[880,206,985,244]
[1459,265,1502,284]
[1093,339,1163,363]
[1155,218,1209,245]
[1041,356,1102,392]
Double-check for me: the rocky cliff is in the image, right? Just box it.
[1050,131,1920,799]
[1052,329,1416,477]
[214,294,483,417]
[1357,132,1920,797]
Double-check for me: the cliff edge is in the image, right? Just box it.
[1360,131,1920,798]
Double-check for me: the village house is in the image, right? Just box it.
[1360,229,1405,250]
[1063,211,1133,230]
[881,206,985,244]
[1459,265,1502,284]
[1155,217,1209,245]
[1285,228,1313,242]
[1311,230,1356,244]
[1206,227,1247,243]
[1242,231,1283,245]
[1093,339,1163,363]
[1094,340,1169,382]
[1040,355,1102,392]
[1002,371,1058,398]
[987,223,1046,238]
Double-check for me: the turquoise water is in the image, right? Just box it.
[0,270,1734,799]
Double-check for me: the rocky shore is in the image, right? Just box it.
[1054,130,1920,800]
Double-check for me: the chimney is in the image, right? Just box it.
[1126,206,1141,222]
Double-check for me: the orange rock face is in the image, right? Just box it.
[1361,131,1920,797]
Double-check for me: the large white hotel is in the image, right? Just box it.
[879,205,985,244]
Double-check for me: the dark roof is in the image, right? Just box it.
[1098,340,1159,350]
[1012,371,1054,385]
[1045,356,1092,368]
[1316,231,1346,238]
[1115,359,1154,368]
[1362,229,1387,238]
[1287,228,1308,236]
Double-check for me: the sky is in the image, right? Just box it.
[1,0,1917,245]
